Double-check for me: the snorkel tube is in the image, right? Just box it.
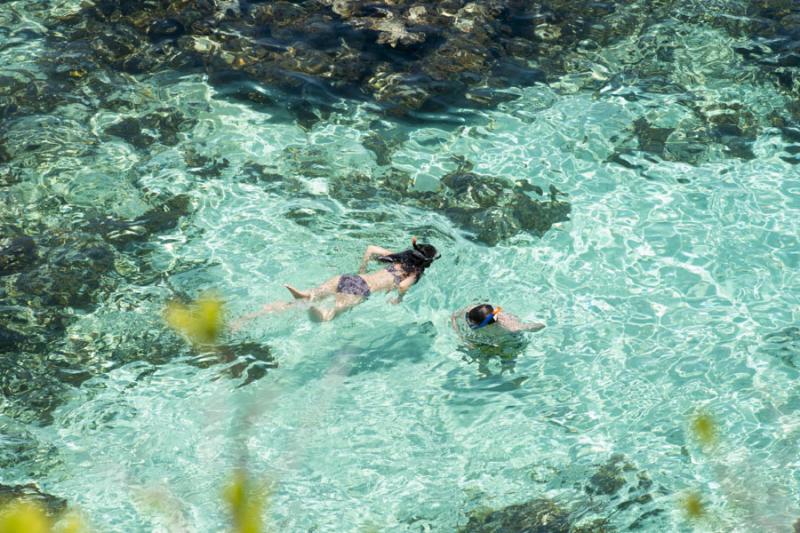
[469,306,503,330]
[411,237,426,262]
[411,236,440,265]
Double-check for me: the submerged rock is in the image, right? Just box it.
[633,118,674,158]
[0,193,195,423]
[87,194,193,245]
[0,236,37,276]
[48,0,650,114]
[104,117,156,148]
[0,347,73,423]
[103,109,194,149]
[15,239,114,308]
[585,455,665,530]
[11,0,795,143]
[0,325,26,353]
[463,454,667,533]
[326,160,570,244]
[0,422,62,479]
[608,101,762,167]
[716,3,800,103]
[459,498,571,533]
[0,139,10,164]
[587,454,632,496]
[148,18,185,41]
[0,168,21,187]
[184,149,231,178]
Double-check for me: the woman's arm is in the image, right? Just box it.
[359,245,394,273]
[389,274,416,304]
[496,312,545,333]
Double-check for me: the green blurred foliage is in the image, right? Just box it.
[681,491,705,520]
[0,501,88,533]
[690,411,718,449]
[164,292,225,346]
[224,470,271,533]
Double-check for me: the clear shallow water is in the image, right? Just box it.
[2,0,800,531]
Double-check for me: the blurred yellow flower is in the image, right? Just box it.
[681,491,705,520]
[690,411,717,448]
[164,293,225,346]
[0,501,51,533]
[224,471,270,533]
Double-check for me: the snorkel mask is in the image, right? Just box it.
[411,237,440,264]
[468,306,503,330]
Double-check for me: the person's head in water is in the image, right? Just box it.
[377,237,439,282]
[466,304,502,329]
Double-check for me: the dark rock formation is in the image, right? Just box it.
[0,422,62,480]
[103,109,195,149]
[0,192,195,423]
[48,0,632,114]
[0,325,26,353]
[460,454,670,532]
[326,160,570,244]
[87,195,193,246]
[15,239,115,308]
[459,498,571,533]
[0,236,37,276]
[720,3,800,115]
[584,455,666,530]
[459,498,613,532]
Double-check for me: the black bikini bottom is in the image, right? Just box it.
[336,274,371,297]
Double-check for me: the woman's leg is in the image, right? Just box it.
[285,276,340,301]
[230,300,302,332]
[309,293,363,322]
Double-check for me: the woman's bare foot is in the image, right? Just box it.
[285,284,310,300]
[309,306,334,322]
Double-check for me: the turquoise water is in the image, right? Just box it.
[2,0,800,531]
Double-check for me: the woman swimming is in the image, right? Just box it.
[287,237,439,321]
[233,238,439,327]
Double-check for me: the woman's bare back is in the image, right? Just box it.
[361,266,409,293]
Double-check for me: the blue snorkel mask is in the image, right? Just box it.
[468,306,503,330]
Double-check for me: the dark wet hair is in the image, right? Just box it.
[377,240,439,283]
[466,304,496,327]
